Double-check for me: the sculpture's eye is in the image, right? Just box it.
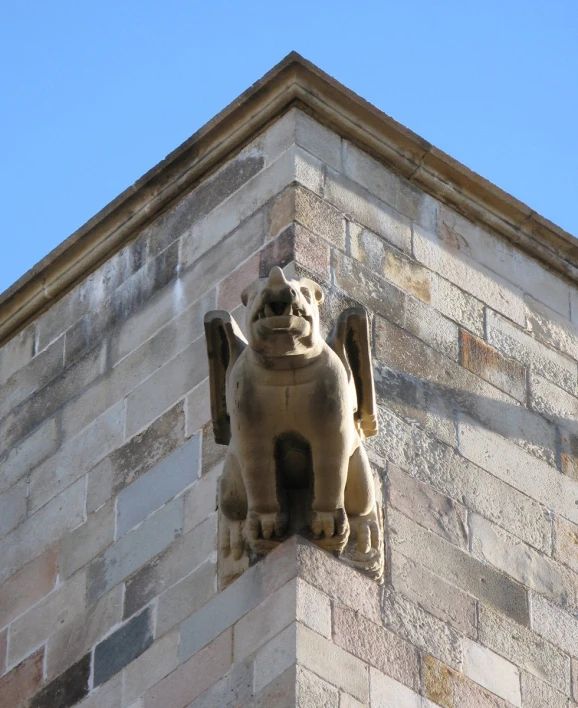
[300,287,311,303]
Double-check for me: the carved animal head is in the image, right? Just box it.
[241,267,324,358]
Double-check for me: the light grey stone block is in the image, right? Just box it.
[413,222,526,325]
[296,665,339,708]
[87,495,184,603]
[179,557,263,663]
[531,592,578,656]
[487,308,577,395]
[471,512,578,609]
[260,108,341,173]
[125,336,208,439]
[60,501,115,579]
[188,660,254,708]
[116,434,200,537]
[526,294,578,361]
[185,377,211,437]
[389,509,529,624]
[297,623,369,703]
[180,146,323,271]
[253,623,297,695]
[458,415,578,526]
[156,560,216,637]
[123,515,216,619]
[234,580,296,662]
[46,584,122,680]
[123,629,179,706]
[29,400,125,514]
[430,203,571,317]
[245,665,295,708]
[381,588,463,670]
[374,316,556,467]
[462,638,521,706]
[0,341,107,457]
[0,335,64,420]
[342,140,429,228]
[478,604,570,693]
[0,478,26,540]
[375,406,552,553]
[388,463,468,549]
[530,372,578,437]
[8,570,86,666]
[294,110,342,173]
[0,325,35,386]
[0,415,60,495]
[369,668,422,708]
[0,475,85,583]
[335,250,459,361]
[183,461,219,534]
[325,168,413,254]
[520,672,568,708]
[339,692,365,708]
[391,551,476,637]
[295,578,331,639]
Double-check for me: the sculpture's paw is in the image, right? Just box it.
[246,510,288,556]
[310,508,350,553]
[220,518,245,561]
[349,513,381,555]
[343,505,385,581]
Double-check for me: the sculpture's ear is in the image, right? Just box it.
[300,278,324,305]
[241,280,260,307]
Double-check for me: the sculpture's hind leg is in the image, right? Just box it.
[344,445,383,579]
[344,444,375,518]
[219,450,247,560]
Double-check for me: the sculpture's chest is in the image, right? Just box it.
[228,353,351,432]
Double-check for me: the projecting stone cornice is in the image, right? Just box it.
[1,52,576,345]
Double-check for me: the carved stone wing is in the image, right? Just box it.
[327,307,378,439]
[204,310,247,445]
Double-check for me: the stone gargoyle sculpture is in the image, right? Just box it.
[204,266,384,582]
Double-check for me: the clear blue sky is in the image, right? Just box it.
[1,1,577,295]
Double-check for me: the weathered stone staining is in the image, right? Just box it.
[205,266,384,584]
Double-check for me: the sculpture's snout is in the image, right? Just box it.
[259,266,298,315]
[262,285,296,305]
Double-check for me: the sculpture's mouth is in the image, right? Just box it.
[255,302,306,319]
[254,301,309,332]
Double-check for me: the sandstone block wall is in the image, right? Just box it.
[0,107,577,707]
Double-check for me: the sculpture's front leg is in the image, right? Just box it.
[310,440,351,552]
[239,443,288,555]
[218,450,249,587]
